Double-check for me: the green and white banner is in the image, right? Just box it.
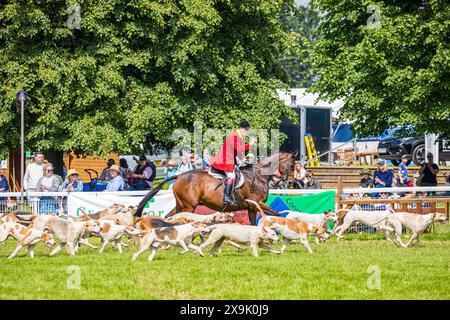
[67,192,175,217]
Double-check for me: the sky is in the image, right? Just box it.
[295,0,309,7]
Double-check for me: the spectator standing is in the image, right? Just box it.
[165,159,178,190]
[304,171,322,189]
[176,155,193,174]
[201,150,211,170]
[36,163,61,214]
[130,155,156,190]
[398,155,409,187]
[373,160,393,188]
[60,169,84,192]
[36,163,61,192]
[23,152,45,192]
[105,165,125,191]
[0,167,9,192]
[419,152,439,187]
[100,159,115,181]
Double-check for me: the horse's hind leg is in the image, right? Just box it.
[171,190,197,214]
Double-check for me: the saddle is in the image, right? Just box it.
[208,167,245,190]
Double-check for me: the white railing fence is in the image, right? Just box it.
[1,187,449,234]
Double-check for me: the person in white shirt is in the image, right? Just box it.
[35,163,61,214]
[176,155,193,174]
[36,163,61,192]
[23,152,45,192]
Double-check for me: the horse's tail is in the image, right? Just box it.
[135,175,179,217]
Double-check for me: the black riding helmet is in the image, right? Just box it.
[239,119,251,129]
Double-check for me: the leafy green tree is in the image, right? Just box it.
[310,0,450,137]
[279,3,320,88]
[0,0,298,158]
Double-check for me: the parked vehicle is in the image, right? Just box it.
[378,134,450,166]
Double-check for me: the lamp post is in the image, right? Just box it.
[15,90,28,208]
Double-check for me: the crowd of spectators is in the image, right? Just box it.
[0,151,445,194]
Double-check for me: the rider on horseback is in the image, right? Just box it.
[209,120,256,205]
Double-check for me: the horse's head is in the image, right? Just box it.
[259,151,297,179]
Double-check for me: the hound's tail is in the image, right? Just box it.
[135,175,179,217]
[244,199,267,222]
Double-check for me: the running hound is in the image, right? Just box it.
[332,205,395,237]
[1,222,56,259]
[386,212,447,248]
[132,222,210,262]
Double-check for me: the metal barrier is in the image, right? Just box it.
[0,192,69,215]
[337,185,450,234]
[1,186,449,234]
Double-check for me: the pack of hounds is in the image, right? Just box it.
[0,200,447,261]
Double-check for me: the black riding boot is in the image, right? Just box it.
[223,178,234,205]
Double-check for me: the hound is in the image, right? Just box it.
[250,199,330,253]
[279,209,337,242]
[96,222,141,254]
[386,212,447,248]
[332,205,395,237]
[166,212,234,224]
[199,223,280,257]
[30,215,101,256]
[1,222,56,259]
[98,205,137,226]
[132,223,210,262]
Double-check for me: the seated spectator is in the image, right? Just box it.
[60,169,83,192]
[176,155,193,174]
[165,159,178,190]
[373,160,393,188]
[36,163,61,192]
[130,155,155,190]
[105,165,125,191]
[100,158,115,181]
[119,158,131,179]
[412,173,420,187]
[359,169,374,188]
[293,162,306,189]
[0,167,9,192]
[269,175,289,189]
[304,171,322,189]
[119,158,131,189]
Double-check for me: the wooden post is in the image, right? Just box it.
[336,176,343,210]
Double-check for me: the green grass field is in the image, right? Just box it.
[1,223,449,300]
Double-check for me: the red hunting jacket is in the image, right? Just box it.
[210,130,250,172]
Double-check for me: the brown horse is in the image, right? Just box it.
[135,151,297,225]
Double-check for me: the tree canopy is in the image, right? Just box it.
[310,0,450,138]
[279,3,320,88]
[0,0,298,158]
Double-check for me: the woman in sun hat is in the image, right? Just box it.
[60,169,84,192]
[105,165,125,191]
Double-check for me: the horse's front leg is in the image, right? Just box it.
[248,209,257,226]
